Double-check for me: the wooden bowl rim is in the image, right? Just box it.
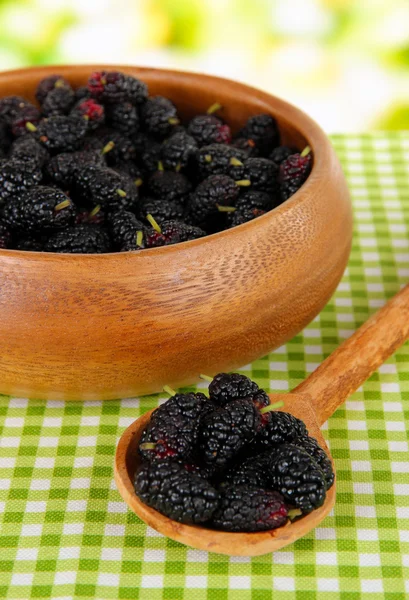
[0,64,333,261]
[114,410,336,556]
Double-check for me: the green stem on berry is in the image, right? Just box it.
[259,400,285,414]
[300,146,311,157]
[235,179,251,187]
[54,199,71,212]
[139,442,156,450]
[134,178,143,187]
[216,205,236,213]
[89,205,101,217]
[204,154,212,163]
[163,385,177,396]
[168,117,180,125]
[207,102,222,115]
[146,213,162,233]
[175,163,182,172]
[288,508,302,521]
[116,189,127,198]
[102,141,115,155]
[101,78,107,85]
[230,157,243,167]
[55,79,66,88]
[83,115,89,121]
[158,161,164,172]
[25,122,37,132]
[199,374,213,382]
[136,230,143,247]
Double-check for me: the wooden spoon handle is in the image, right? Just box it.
[294,283,409,426]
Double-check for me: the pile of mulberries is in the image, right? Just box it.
[134,372,334,531]
[0,71,312,253]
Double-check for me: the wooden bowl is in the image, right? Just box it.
[0,65,352,400]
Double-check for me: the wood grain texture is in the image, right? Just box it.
[114,395,336,556]
[0,65,352,400]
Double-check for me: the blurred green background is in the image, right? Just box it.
[1,0,408,132]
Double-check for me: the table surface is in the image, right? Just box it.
[1,132,409,600]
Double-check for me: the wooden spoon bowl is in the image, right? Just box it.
[115,285,409,555]
[114,395,336,556]
[0,65,352,400]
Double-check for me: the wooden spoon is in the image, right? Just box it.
[114,284,409,556]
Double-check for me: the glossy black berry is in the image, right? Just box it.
[161,130,198,171]
[279,151,312,200]
[45,150,105,188]
[254,411,308,450]
[0,159,42,204]
[135,461,219,524]
[141,96,179,138]
[225,451,271,488]
[199,398,261,468]
[236,190,272,211]
[81,133,105,153]
[105,102,139,137]
[226,190,279,227]
[124,74,149,105]
[232,136,259,158]
[227,207,266,228]
[212,485,287,532]
[133,133,162,175]
[139,392,210,462]
[74,165,138,212]
[88,71,148,104]
[71,99,105,131]
[294,436,334,490]
[187,115,231,146]
[9,136,49,168]
[237,114,279,156]
[2,186,75,233]
[14,236,44,252]
[177,460,217,482]
[36,115,88,153]
[112,161,143,184]
[35,75,71,105]
[209,373,269,408]
[75,206,106,226]
[187,175,240,226]
[143,220,205,249]
[109,210,146,249]
[140,198,184,224]
[231,157,278,193]
[95,129,136,165]
[0,96,38,125]
[269,444,326,514]
[41,86,75,117]
[270,145,297,165]
[148,170,191,203]
[195,144,246,180]
[10,105,41,137]
[45,224,111,254]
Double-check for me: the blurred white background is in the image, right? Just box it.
[1,0,409,132]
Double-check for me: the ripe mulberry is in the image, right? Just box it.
[269,444,326,514]
[135,461,219,524]
[212,485,287,532]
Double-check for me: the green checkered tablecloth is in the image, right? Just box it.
[1,132,409,600]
